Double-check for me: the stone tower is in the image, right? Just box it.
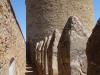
[26,0,94,45]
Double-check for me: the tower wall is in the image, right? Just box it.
[26,0,94,44]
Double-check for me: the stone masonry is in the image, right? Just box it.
[26,0,94,45]
[31,18,100,75]
[26,0,94,66]
[47,29,61,75]
[32,16,89,75]
[58,16,88,75]
[0,0,26,75]
[1,0,100,75]
[86,19,100,75]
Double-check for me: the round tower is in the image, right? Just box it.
[26,0,94,44]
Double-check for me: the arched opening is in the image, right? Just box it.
[9,58,15,75]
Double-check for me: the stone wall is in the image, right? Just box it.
[26,0,94,45]
[0,0,26,75]
[32,16,88,75]
[28,16,100,75]
[86,19,100,75]
[26,0,94,64]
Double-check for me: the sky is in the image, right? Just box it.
[11,0,26,40]
[10,0,100,40]
[93,0,100,22]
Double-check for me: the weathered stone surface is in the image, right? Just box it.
[26,2,94,74]
[36,40,44,75]
[36,36,52,75]
[41,37,48,70]
[58,16,88,75]
[47,29,61,75]
[86,18,100,75]
[37,41,44,65]
[0,0,26,75]
[44,36,52,75]
[0,5,3,19]
[35,42,39,62]
[26,0,94,47]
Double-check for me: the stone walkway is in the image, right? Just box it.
[25,64,38,75]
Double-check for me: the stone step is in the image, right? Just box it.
[25,64,35,75]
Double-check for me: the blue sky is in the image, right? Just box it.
[11,0,26,40]
[93,0,100,22]
[11,0,100,40]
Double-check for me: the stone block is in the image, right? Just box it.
[58,16,88,75]
[47,29,61,75]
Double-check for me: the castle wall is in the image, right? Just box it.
[32,16,88,75]
[0,0,26,75]
[26,0,94,44]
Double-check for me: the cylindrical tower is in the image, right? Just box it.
[26,0,94,44]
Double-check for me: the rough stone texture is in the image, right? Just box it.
[58,16,88,75]
[26,1,94,74]
[47,29,61,75]
[86,19,100,75]
[0,0,26,75]
[36,40,44,75]
[26,0,94,45]
[35,42,39,62]
[44,36,52,75]
[37,41,44,65]
[41,37,48,70]
[34,35,52,75]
